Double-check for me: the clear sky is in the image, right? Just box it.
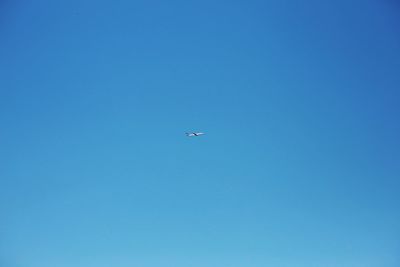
[1,1,399,266]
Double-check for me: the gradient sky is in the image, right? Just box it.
[1,1,400,267]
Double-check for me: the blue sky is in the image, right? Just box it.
[1,0,399,266]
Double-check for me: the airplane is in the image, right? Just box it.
[186,132,205,137]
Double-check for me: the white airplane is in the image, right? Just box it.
[186,132,205,137]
